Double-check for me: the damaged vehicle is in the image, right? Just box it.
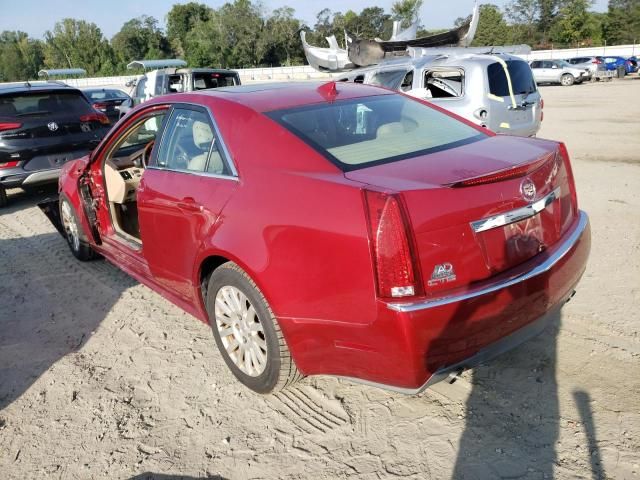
[337,52,542,137]
[41,82,590,394]
[0,82,110,208]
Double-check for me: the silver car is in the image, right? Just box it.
[336,53,542,137]
[566,56,605,77]
[529,60,589,86]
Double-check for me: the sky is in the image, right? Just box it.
[0,0,609,39]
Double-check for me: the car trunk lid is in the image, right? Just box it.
[346,136,578,297]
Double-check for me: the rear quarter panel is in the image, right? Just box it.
[192,96,378,325]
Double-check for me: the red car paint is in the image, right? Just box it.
[57,82,590,392]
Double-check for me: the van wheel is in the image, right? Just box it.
[0,186,7,208]
[59,196,97,261]
[561,74,575,86]
[206,262,303,394]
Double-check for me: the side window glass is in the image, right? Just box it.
[156,108,226,174]
[531,61,541,68]
[111,114,166,160]
[400,71,414,92]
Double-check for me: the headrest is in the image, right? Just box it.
[192,120,213,149]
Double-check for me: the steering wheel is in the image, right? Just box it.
[142,140,155,167]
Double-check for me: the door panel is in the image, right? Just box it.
[137,105,238,302]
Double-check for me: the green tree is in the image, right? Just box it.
[391,0,424,28]
[550,0,596,45]
[604,0,640,44]
[471,4,511,46]
[505,0,540,43]
[0,31,44,81]
[111,15,171,69]
[166,2,212,56]
[43,18,114,75]
[260,7,304,66]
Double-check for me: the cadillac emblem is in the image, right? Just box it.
[520,178,536,202]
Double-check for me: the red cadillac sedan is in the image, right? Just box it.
[40,82,590,394]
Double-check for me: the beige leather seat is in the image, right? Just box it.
[187,120,214,171]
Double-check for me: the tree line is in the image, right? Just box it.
[0,0,638,82]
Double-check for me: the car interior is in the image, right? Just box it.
[102,109,225,244]
[103,114,165,243]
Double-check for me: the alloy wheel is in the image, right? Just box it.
[61,200,80,252]
[214,285,268,377]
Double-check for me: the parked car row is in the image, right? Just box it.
[530,55,639,86]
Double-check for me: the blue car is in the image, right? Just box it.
[602,56,635,74]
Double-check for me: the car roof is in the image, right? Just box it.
[178,81,396,113]
[0,81,80,96]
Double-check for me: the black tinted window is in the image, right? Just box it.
[488,61,537,96]
[193,72,238,90]
[0,92,92,116]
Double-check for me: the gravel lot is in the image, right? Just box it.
[1,79,639,480]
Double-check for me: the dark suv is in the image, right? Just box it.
[0,82,110,207]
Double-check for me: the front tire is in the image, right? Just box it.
[206,262,302,394]
[59,196,96,261]
[561,74,575,86]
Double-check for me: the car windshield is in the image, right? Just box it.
[488,60,537,96]
[268,94,485,171]
[0,91,92,116]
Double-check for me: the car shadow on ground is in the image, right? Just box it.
[432,244,605,478]
[0,186,58,216]
[0,231,137,412]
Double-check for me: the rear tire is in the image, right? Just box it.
[0,186,7,208]
[561,74,575,86]
[59,196,97,261]
[206,262,303,394]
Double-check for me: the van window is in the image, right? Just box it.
[193,72,239,90]
[369,70,409,90]
[488,60,537,97]
[424,69,464,98]
[400,71,414,92]
[354,75,365,84]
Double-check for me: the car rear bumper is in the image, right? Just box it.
[286,211,591,392]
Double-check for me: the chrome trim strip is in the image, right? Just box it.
[387,210,589,313]
[22,168,61,186]
[471,186,561,233]
[145,165,239,182]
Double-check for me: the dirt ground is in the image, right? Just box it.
[1,78,639,480]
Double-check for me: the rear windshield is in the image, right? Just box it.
[85,90,128,101]
[0,91,92,117]
[488,60,537,96]
[193,72,239,90]
[268,94,485,171]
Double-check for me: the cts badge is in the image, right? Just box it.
[520,178,536,202]
[47,122,59,132]
[428,263,457,287]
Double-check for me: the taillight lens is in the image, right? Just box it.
[0,122,22,132]
[363,190,421,298]
[0,161,20,169]
[92,102,108,111]
[80,112,110,125]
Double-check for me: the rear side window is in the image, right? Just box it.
[424,69,464,98]
[488,60,537,97]
[268,94,485,171]
[193,72,239,90]
[0,92,92,117]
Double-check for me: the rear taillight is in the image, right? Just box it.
[80,112,110,125]
[558,142,578,209]
[363,190,421,298]
[92,102,108,111]
[0,161,20,169]
[540,98,544,122]
[0,122,22,132]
